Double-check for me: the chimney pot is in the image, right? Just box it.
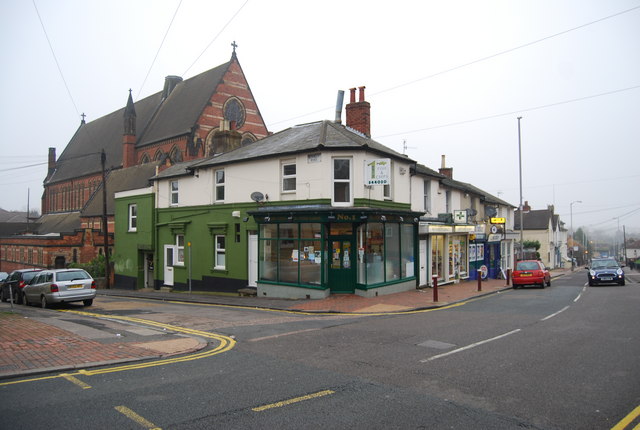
[358,86,366,102]
[349,88,356,103]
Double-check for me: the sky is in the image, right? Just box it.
[1,0,639,239]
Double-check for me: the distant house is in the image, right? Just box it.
[514,202,567,268]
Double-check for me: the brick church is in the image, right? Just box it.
[0,50,268,275]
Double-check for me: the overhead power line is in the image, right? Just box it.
[137,0,183,98]
[182,0,249,77]
[375,84,640,139]
[32,0,80,118]
[268,4,640,128]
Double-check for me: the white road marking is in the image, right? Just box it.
[541,305,570,321]
[420,329,521,362]
[574,286,587,302]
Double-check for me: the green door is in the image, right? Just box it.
[328,236,355,293]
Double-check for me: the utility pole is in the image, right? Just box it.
[623,225,627,264]
[517,116,524,260]
[101,149,111,288]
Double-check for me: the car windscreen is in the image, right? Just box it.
[23,272,40,282]
[591,260,618,269]
[56,270,91,282]
[516,262,539,271]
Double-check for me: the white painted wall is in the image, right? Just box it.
[156,151,415,208]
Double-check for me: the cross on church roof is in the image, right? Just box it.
[81,113,86,123]
[231,40,238,53]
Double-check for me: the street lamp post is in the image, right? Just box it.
[570,200,582,271]
[517,116,524,261]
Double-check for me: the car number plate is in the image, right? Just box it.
[521,273,532,277]
[68,284,83,289]
[600,277,612,281]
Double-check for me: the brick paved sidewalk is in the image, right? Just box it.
[289,277,514,313]
[0,312,155,377]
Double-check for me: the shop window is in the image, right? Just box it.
[170,181,179,206]
[385,224,400,282]
[128,204,137,232]
[401,224,414,278]
[332,158,352,206]
[215,170,225,202]
[214,235,226,269]
[431,235,445,281]
[445,190,451,213]
[235,223,241,243]
[258,223,322,286]
[282,161,296,192]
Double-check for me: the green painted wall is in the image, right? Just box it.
[113,192,155,288]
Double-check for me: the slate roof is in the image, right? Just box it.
[82,163,159,217]
[46,60,232,185]
[154,120,413,179]
[35,212,82,235]
[513,209,553,230]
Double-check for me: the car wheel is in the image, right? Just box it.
[540,282,545,289]
[0,288,6,302]
[41,295,48,309]
[16,291,23,304]
[546,279,551,287]
[620,280,625,286]
[83,299,93,307]
[23,293,30,306]
[588,280,593,286]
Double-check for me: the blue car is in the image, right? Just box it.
[586,258,625,286]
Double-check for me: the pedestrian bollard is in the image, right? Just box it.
[477,270,482,292]
[506,269,511,286]
[432,275,438,302]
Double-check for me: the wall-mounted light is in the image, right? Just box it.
[399,167,407,175]
[327,213,336,221]
[242,217,249,222]
[399,216,404,222]
[360,214,368,220]
[380,215,386,222]
[264,216,271,222]
[232,210,241,218]
[287,213,293,220]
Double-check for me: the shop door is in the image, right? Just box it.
[328,237,355,293]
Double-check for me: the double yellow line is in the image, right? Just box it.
[0,310,235,386]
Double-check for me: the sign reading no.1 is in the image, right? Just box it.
[364,159,391,185]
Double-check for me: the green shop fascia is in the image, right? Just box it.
[248,204,423,299]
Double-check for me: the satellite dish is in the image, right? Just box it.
[250,191,264,203]
[485,206,497,218]
[467,208,478,217]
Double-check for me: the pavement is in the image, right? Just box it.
[0,269,571,380]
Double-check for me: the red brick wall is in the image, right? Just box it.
[42,173,103,215]
[0,228,111,272]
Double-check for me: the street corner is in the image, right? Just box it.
[129,335,208,358]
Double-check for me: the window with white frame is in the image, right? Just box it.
[445,190,451,214]
[170,181,179,206]
[282,161,296,192]
[128,204,137,232]
[175,234,185,265]
[215,170,225,202]
[332,158,352,205]
[214,235,226,269]
[423,180,431,213]
[383,162,393,200]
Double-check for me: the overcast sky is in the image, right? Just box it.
[1,0,639,236]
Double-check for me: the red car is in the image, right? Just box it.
[512,260,551,289]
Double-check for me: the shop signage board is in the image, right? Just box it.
[490,217,506,224]
[364,159,391,185]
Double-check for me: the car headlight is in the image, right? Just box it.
[590,270,596,276]
[616,268,623,275]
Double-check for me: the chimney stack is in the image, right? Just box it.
[47,147,56,179]
[523,201,531,212]
[162,75,183,100]
[334,90,345,124]
[345,86,371,137]
[439,154,453,178]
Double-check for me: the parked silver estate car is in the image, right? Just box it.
[23,269,96,308]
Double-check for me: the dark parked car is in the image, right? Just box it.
[586,258,625,286]
[512,260,551,289]
[0,268,43,304]
[23,268,96,308]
